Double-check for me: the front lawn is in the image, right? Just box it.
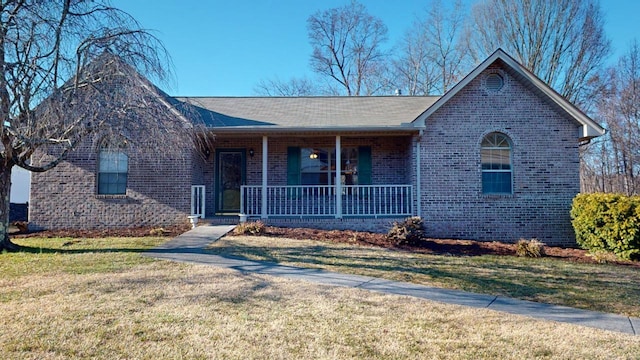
[207,234,640,317]
[0,237,637,359]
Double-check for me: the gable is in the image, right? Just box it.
[424,63,580,140]
[413,49,605,142]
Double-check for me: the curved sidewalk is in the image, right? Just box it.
[145,225,639,336]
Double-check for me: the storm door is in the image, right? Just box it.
[216,150,245,213]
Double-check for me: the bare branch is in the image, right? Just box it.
[391,0,471,95]
[468,0,611,109]
[254,76,321,97]
[0,0,185,246]
[307,1,389,96]
[582,41,640,195]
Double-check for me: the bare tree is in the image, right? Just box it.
[468,0,610,109]
[392,0,470,95]
[0,1,181,250]
[583,41,640,195]
[307,1,389,96]
[426,0,470,93]
[391,19,438,96]
[253,77,319,96]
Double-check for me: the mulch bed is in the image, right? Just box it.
[10,224,191,239]
[257,226,640,267]
[10,223,639,268]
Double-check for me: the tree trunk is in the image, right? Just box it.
[0,164,19,251]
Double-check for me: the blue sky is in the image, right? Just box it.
[109,0,640,97]
[9,0,640,202]
[111,0,412,96]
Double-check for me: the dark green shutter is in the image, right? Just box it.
[358,146,372,185]
[287,147,300,199]
[287,147,300,185]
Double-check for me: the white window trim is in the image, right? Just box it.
[481,133,513,195]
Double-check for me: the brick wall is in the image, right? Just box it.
[264,217,404,234]
[29,137,194,230]
[418,65,581,246]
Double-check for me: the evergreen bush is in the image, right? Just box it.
[571,193,640,260]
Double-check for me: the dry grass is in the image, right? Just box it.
[0,237,638,359]
[207,235,640,317]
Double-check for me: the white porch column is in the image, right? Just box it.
[261,136,268,219]
[335,135,342,218]
[415,136,421,218]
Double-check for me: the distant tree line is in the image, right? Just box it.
[255,0,640,196]
[581,42,640,195]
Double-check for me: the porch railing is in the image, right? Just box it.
[191,185,206,218]
[241,184,413,218]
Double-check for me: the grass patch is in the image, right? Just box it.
[1,237,165,278]
[0,236,638,359]
[207,235,640,317]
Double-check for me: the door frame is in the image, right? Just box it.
[215,149,246,214]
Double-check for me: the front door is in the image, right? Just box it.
[216,149,245,214]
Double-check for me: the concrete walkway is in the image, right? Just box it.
[145,224,639,336]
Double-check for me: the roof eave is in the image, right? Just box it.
[203,125,423,134]
[581,123,607,139]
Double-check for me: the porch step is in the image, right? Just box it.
[203,216,240,225]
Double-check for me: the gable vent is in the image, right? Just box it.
[486,73,504,92]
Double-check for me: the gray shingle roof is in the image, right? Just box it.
[175,96,439,129]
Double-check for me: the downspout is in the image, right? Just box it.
[415,130,422,218]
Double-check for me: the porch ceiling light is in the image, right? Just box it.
[309,151,319,159]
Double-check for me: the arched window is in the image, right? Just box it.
[481,132,512,194]
[97,145,128,195]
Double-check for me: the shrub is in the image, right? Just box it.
[234,221,266,236]
[149,228,169,236]
[586,249,619,264]
[11,221,28,233]
[515,238,546,258]
[387,217,424,246]
[571,193,640,261]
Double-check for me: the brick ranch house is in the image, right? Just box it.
[29,49,605,246]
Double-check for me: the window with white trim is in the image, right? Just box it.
[97,148,128,195]
[481,132,512,194]
[300,147,359,185]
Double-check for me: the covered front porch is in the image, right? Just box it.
[191,131,423,221]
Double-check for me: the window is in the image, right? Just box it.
[301,148,332,185]
[288,146,371,186]
[341,147,359,186]
[300,147,359,185]
[481,132,512,194]
[98,149,128,195]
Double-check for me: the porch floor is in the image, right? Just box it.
[203,216,241,225]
